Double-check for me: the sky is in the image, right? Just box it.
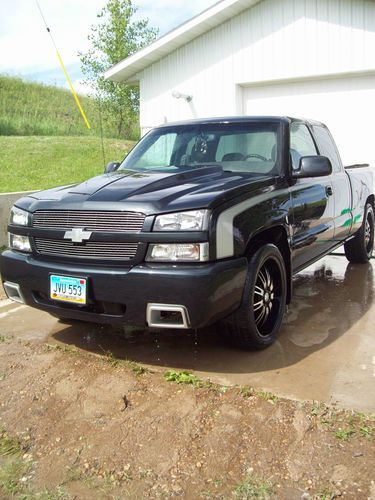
[0,0,218,93]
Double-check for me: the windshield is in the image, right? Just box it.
[119,122,280,175]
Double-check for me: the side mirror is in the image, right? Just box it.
[104,161,120,174]
[292,155,332,178]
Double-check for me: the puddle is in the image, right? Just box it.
[2,254,375,411]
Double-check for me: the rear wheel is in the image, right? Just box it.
[223,244,287,350]
[344,203,374,263]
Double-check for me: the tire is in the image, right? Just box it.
[223,243,287,350]
[344,203,374,263]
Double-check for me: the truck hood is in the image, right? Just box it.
[18,166,277,214]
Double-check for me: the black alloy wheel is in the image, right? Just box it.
[223,243,287,350]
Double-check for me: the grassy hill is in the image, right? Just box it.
[0,76,137,192]
[0,75,136,139]
[0,136,135,192]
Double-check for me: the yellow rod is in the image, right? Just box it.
[56,49,91,129]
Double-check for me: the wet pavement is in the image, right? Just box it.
[1,254,375,412]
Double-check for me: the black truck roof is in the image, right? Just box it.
[155,116,326,128]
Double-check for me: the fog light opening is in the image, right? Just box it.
[3,282,25,304]
[147,303,190,329]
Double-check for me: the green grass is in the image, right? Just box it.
[43,343,80,355]
[306,402,375,442]
[233,474,273,499]
[333,428,356,441]
[100,349,148,375]
[239,386,254,398]
[258,391,279,404]
[0,428,31,496]
[0,135,135,192]
[0,75,138,139]
[163,369,204,387]
[0,427,71,498]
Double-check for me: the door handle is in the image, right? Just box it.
[326,186,333,197]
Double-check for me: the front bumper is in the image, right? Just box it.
[0,250,247,328]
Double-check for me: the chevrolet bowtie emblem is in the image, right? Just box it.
[64,228,92,243]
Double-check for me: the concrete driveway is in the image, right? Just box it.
[1,254,375,412]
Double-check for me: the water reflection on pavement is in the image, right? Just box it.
[1,255,375,411]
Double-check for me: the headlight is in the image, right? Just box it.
[8,234,31,252]
[146,243,209,262]
[153,210,209,231]
[10,207,29,226]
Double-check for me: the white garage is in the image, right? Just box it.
[105,0,375,166]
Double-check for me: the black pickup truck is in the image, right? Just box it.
[1,116,374,349]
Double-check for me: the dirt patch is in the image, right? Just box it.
[0,337,374,499]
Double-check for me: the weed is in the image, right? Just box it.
[64,465,83,483]
[0,428,22,456]
[233,474,273,499]
[0,428,30,496]
[359,426,373,439]
[139,468,153,479]
[100,349,148,375]
[0,373,6,381]
[0,457,32,496]
[164,370,203,387]
[43,343,78,355]
[217,385,229,394]
[240,386,254,398]
[258,391,279,403]
[314,487,337,499]
[102,350,123,368]
[309,400,329,417]
[334,428,356,441]
[130,363,148,376]
[358,411,375,423]
[201,491,215,498]
[314,406,375,441]
[0,428,71,498]
[0,334,10,344]
[21,486,71,499]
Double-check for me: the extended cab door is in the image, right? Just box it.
[289,122,335,272]
[311,125,352,241]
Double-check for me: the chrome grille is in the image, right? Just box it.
[32,210,145,232]
[34,238,138,260]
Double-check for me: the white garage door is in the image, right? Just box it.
[242,74,375,166]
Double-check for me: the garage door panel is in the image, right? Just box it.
[242,75,375,166]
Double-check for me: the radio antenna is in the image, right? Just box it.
[35,0,91,129]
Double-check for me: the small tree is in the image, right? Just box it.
[80,0,158,138]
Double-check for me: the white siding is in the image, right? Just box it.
[137,0,375,134]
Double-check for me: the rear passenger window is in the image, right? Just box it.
[312,126,342,172]
[290,123,317,170]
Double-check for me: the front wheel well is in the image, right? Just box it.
[366,195,374,209]
[245,226,292,304]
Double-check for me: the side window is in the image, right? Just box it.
[290,123,317,170]
[312,126,342,172]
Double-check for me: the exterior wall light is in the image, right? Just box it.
[172,91,193,102]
